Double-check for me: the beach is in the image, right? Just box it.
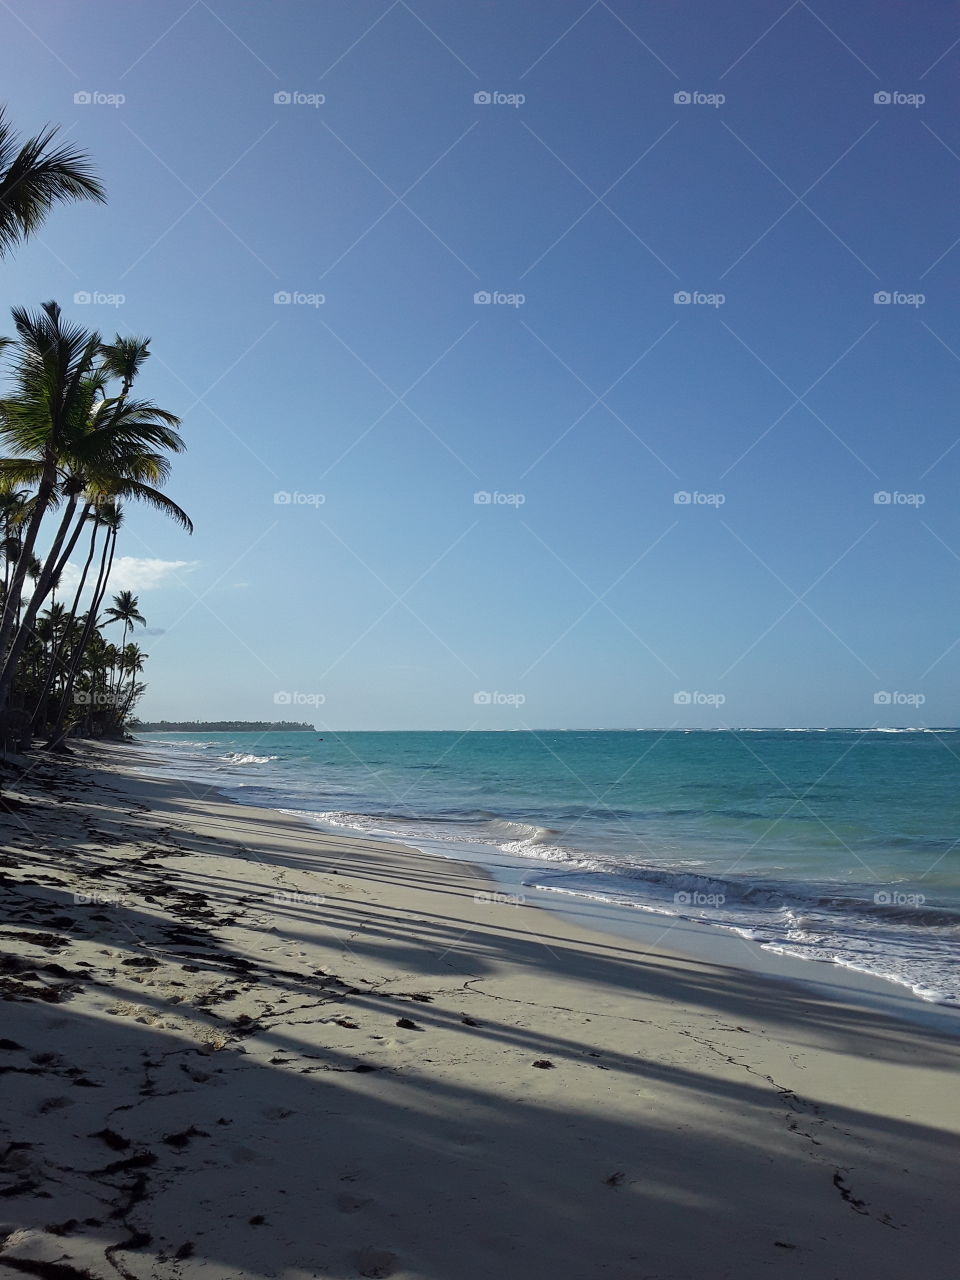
[142,728,960,1010]
[1,741,958,1280]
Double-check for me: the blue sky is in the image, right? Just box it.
[3,0,960,728]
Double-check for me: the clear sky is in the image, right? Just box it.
[3,0,959,729]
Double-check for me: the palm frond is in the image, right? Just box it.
[107,479,193,533]
[0,107,106,257]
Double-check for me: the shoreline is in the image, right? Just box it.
[1,741,959,1278]
[306,812,960,1038]
[138,733,960,1036]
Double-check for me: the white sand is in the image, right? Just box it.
[0,740,957,1280]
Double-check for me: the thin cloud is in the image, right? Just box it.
[58,557,199,594]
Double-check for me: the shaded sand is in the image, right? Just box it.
[0,740,958,1279]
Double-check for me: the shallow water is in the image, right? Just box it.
[138,728,960,1006]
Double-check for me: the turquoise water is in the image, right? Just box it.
[138,729,960,1004]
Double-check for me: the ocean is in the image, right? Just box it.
[136,728,960,1007]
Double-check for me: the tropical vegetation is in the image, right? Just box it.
[0,105,192,753]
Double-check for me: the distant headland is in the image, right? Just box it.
[132,721,316,733]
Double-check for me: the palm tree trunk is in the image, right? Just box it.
[31,512,100,732]
[47,520,116,749]
[119,677,141,727]
[2,511,12,604]
[0,462,56,708]
[111,619,130,701]
[0,464,54,645]
[39,500,92,609]
[0,492,81,712]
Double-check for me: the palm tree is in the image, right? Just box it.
[116,641,147,728]
[31,601,67,731]
[0,486,29,604]
[0,105,105,259]
[0,317,190,718]
[99,336,151,398]
[0,302,103,679]
[104,590,145,697]
[45,453,192,750]
[0,310,192,749]
[2,402,188,640]
[44,503,120,749]
[29,503,104,735]
[104,589,146,635]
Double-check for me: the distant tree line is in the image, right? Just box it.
[132,720,316,733]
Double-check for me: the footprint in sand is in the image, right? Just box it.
[336,1192,373,1214]
[354,1247,398,1277]
[36,1096,74,1115]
